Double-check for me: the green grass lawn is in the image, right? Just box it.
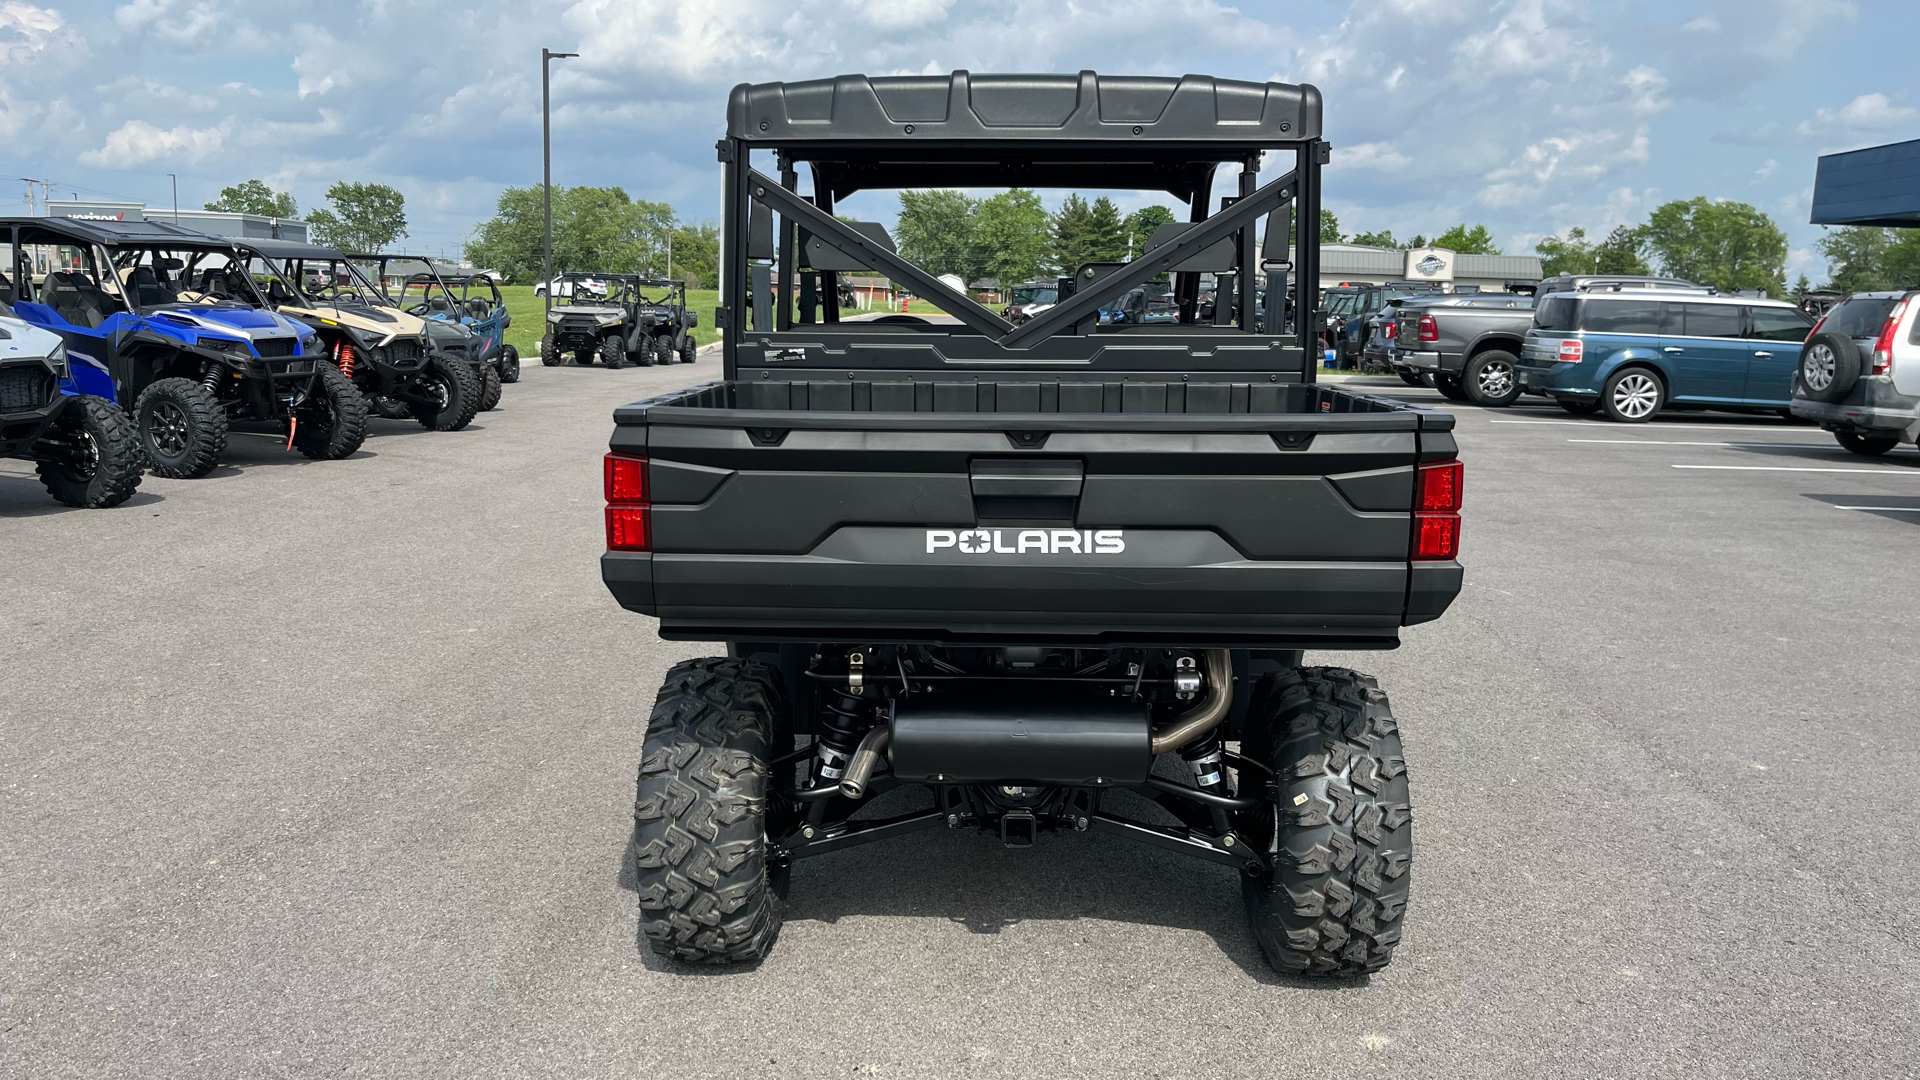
[501,285,722,356]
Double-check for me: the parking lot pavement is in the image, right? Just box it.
[4,370,1918,1080]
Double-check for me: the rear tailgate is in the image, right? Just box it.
[603,384,1461,647]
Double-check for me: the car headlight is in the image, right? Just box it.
[202,336,247,354]
[596,313,623,326]
[47,340,69,380]
[299,334,321,354]
[547,311,563,323]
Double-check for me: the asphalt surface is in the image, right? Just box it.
[4,364,1918,1078]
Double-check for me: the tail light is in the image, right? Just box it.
[1805,314,1827,342]
[1418,313,1438,342]
[1413,459,1462,561]
[1557,338,1583,363]
[604,452,650,551]
[1871,300,1907,376]
[1382,321,1395,339]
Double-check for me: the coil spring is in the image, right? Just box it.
[199,364,222,393]
[334,340,356,378]
[814,683,876,782]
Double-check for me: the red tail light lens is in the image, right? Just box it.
[1414,514,1460,560]
[1383,321,1395,338]
[1418,313,1438,342]
[604,452,651,552]
[604,453,647,502]
[605,506,651,551]
[1413,459,1462,560]
[1871,299,1906,376]
[1806,314,1827,342]
[1417,459,1463,512]
[1558,338,1583,363]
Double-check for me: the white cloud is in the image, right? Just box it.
[1683,15,1719,31]
[1798,92,1917,135]
[1756,159,1778,181]
[1339,142,1412,170]
[1624,66,1669,116]
[79,118,230,166]
[1479,128,1650,207]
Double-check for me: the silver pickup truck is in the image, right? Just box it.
[1392,293,1535,406]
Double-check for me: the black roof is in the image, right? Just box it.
[0,215,235,247]
[233,237,348,260]
[729,71,1320,145]
[1811,138,1920,227]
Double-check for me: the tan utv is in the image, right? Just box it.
[234,238,480,431]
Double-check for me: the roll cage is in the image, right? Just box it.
[717,70,1326,381]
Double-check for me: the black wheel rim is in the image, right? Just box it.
[148,399,190,458]
[58,427,100,482]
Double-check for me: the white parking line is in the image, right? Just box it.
[1567,439,1840,447]
[1836,505,1920,512]
[1492,419,1811,432]
[1671,464,1920,474]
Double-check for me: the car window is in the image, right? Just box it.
[1534,296,1576,331]
[1748,306,1813,342]
[1678,303,1742,339]
[1580,299,1667,334]
[1824,297,1898,339]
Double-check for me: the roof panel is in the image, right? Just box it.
[1811,138,1920,226]
[729,70,1320,145]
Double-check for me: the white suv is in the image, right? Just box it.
[1792,291,1920,455]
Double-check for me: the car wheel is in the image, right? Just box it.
[500,345,521,383]
[1557,397,1602,416]
[1800,332,1861,404]
[679,337,698,365]
[1432,374,1469,402]
[1463,350,1522,407]
[133,377,228,479]
[539,335,562,367]
[1836,431,1900,456]
[1397,371,1426,388]
[1601,367,1664,423]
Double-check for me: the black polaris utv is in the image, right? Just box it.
[0,302,143,507]
[599,72,1464,977]
[539,273,668,368]
[352,253,500,418]
[4,218,366,479]
[632,277,699,365]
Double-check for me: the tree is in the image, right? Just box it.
[1320,208,1343,244]
[1050,194,1097,274]
[1086,197,1128,263]
[895,189,978,279]
[1642,197,1787,295]
[667,221,719,288]
[1121,204,1177,261]
[974,188,1050,287]
[1349,228,1398,249]
[306,181,407,253]
[1818,226,1896,293]
[1594,225,1651,275]
[1535,226,1597,277]
[1792,273,1813,300]
[1406,234,1429,250]
[1432,223,1500,255]
[204,179,296,218]
[463,184,672,280]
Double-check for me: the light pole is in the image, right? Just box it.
[167,173,178,222]
[542,47,577,318]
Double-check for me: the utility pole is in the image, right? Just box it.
[168,173,178,222]
[542,47,578,317]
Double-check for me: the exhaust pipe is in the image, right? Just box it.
[1149,649,1232,756]
[838,724,892,799]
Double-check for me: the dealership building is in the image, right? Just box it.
[43,200,309,243]
[1318,243,1541,293]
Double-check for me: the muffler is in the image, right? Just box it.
[889,687,1152,786]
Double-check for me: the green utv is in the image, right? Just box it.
[598,72,1464,977]
[539,273,696,368]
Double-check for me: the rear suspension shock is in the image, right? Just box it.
[333,339,356,377]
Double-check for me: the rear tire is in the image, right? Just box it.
[679,337,698,365]
[1463,350,1522,407]
[1432,374,1468,402]
[539,335,562,367]
[411,356,482,431]
[573,348,595,367]
[292,362,369,460]
[477,363,503,411]
[632,657,786,965]
[34,395,143,508]
[651,335,672,366]
[1240,668,1412,977]
[1837,431,1900,456]
[134,377,227,479]
[1601,366,1664,423]
[1397,371,1424,387]
[1557,397,1602,416]
[500,345,521,383]
[370,395,414,420]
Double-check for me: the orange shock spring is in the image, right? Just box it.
[334,339,356,377]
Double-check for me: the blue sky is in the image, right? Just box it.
[4,0,1915,282]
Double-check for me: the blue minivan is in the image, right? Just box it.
[1516,289,1815,421]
